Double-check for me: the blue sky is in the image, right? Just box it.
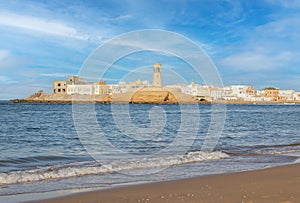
[0,0,300,99]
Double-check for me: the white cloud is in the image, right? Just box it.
[220,50,294,71]
[0,50,10,61]
[267,0,300,8]
[100,15,132,23]
[213,0,245,26]
[256,16,300,39]
[0,49,29,70]
[219,13,300,72]
[0,12,89,40]
[0,75,17,84]
[40,73,69,77]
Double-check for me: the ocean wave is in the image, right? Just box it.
[250,143,300,155]
[253,148,300,155]
[0,151,228,185]
[223,143,300,156]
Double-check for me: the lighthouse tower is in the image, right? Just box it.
[152,63,162,88]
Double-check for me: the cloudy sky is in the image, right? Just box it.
[0,0,299,99]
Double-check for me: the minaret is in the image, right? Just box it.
[152,63,162,88]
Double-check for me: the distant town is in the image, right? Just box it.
[12,64,300,104]
[51,64,300,103]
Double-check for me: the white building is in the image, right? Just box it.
[231,85,250,99]
[109,84,127,94]
[64,78,150,96]
[222,86,236,101]
[208,86,224,101]
[179,81,211,100]
[279,90,295,101]
[293,92,300,101]
[67,84,95,95]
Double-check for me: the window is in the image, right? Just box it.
[58,83,61,87]
[63,89,66,92]
[58,89,61,92]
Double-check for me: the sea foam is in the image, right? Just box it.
[0,151,229,185]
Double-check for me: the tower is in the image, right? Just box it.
[152,63,162,88]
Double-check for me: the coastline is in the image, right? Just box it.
[10,98,300,105]
[29,163,300,203]
[10,88,300,105]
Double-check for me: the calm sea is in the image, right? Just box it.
[1,101,300,202]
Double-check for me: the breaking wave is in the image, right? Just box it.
[0,151,228,185]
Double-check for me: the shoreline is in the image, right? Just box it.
[10,89,300,105]
[9,98,300,105]
[28,163,300,203]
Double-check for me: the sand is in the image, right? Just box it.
[29,163,300,203]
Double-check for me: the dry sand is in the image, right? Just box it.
[30,163,300,203]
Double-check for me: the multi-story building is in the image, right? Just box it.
[67,83,95,95]
[231,85,250,99]
[126,80,149,90]
[293,92,300,101]
[52,80,67,94]
[279,90,295,101]
[95,81,111,95]
[53,75,150,96]
[261,87,285,102]
[68,76,85,84]
[219,85,252,101]
[209,86,224,101]
[222,86,236,101]
[180,81,212,100]
[53,75,86,94]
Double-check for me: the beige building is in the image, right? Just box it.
[261,88,285,102]
[68,76,84,84]
[127,80,149,89]
[52,80,67,94]
[52,76,85,94]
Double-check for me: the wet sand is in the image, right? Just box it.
[30,163,300,203]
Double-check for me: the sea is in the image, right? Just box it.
[1,101,300,202]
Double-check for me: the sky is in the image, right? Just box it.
[0,0,300,99]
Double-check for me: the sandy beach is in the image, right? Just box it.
[30,163,300,203]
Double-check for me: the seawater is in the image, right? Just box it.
[0,101,300,202]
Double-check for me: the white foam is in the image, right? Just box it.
[0,151,229,185]
[254,147,300,155]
